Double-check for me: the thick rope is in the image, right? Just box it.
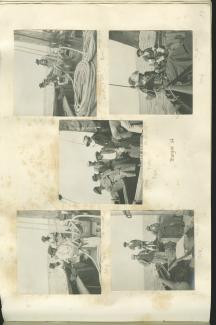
[48,31,96,116]
[73,60,96,116]
[72,30,96,116]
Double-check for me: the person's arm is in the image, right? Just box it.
[159,278,175,289]
[138,259,150,266]
[102,169,112,178]
[160,278,190,290]
[76,276,90,294]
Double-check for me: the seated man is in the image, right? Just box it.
[137,46,168,66]
[128,70,163,98]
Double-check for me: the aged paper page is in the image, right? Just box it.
[0,2,211,322]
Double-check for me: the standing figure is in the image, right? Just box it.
[123,239,157,251]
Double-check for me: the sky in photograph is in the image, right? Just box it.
[17,216,50,294]
[111,211,159,291]
[17,214,71,294]
[14,41,54,115]
[109,40,139,114]
[59,130,111,204]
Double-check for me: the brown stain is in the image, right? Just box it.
[0,176,12,188]
[46,187,58,205]
[140,313,153,322]
[18,129,58,205]
[51,118,57,126]
[9,217,17,236]
[0,118,60,296]
[1,254,17,291]
[48,139,59,170]
[151,292,173,310]
[97,74,105,99]
[8,245,15,253]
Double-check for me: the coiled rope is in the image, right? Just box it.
[73,30,97,116]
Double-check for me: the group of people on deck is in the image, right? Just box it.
[83,120,143,203]
[128,31,192,111]
[34,31,83,90]
[41,217,100,269]
[36,48,81,90]
[128,45,169,99]
[123,224,168,266]
[41,213,101,294]
[124,215,195,290]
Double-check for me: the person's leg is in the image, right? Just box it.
[121,170,136,178]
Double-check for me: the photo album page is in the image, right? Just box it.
[0,1,211,323]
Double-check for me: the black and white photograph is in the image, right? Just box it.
[17,210,101,294]
[59,120,143,204]
[111,210,194,290]
[14,30,97,116]
[109,31,192,114]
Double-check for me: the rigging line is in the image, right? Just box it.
[166,64,192,87]
[14,48,45,57]
[15,46,53,57]
[60,138,84,145]
[16,43,49,51]
[17,220,57,227]
[109,83,133,88]
[17,226,50,231]
[24,48,60,59]
[14,32,53,44]
[15,45,51,55]
[14,49,50,58]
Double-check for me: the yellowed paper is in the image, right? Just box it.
[0,2,211,322]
